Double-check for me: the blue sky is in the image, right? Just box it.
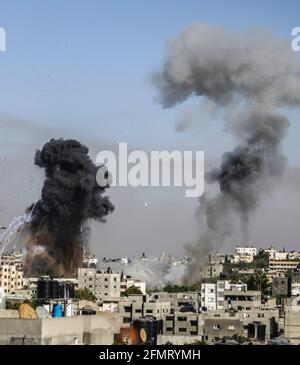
[0,1,300,256]
[0,0,300,161]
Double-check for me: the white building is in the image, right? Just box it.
[265,247,288,260]
[120,275,146,295]
[201,283,217,311]
[202,281,248,311]
[231,254,254,264]
[235,246,257,257]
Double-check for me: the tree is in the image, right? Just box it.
[162,283,199,293]
[121,286,143,296]
[246,269,270,299]
[74,288,97,302]
[252,249,269,269]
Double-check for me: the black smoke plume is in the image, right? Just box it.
[23,138,114,276]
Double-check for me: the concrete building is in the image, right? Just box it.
[223,289,261,310]
[161,307,278,344]
[268,259,300,274]
[120,275,146,295]
[150,292,199,313]
[235,246,257,257]
[0,263,23,294]
[119,295,170,326]
[203,317,243,343]
[0,313,121,345]
[78,268,120,304]
[201,284,216,311]
[284,300,300,345]
[272,277,291,297]
[291,271,300,296]
[201,281,248,311]
[200,263,223,279]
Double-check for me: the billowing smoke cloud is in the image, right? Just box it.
[23,138,114,276]
[154,23,300,281]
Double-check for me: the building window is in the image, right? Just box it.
[213,324,221,330]
[146,309,153,314]
[166,327,173,332]
[228,325,235,330]
[178,328,187,332]
[177,316,187,321]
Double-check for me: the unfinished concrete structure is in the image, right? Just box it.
[0,313,121,345]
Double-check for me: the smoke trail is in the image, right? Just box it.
[23,138,114,276]
[153,23,300,281]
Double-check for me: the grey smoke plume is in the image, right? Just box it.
[154,23,300,281]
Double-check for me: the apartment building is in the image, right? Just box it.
[77,267,120,304]
[162,308,278,344]
[150,292,199,312]
[201,283,216,310]
[223,289,261,310]
[235,246,257,256]
[201,281,248,311]
[268,259,300,274]
[119,295,170,325]
[284,299,300,345]
[265,248,288,260]
[200,263,223,279]
[0,263,23,294]
[120,275,146,295]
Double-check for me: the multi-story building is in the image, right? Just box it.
[150,292,199,313]
[0,263,23,294]
[77,267,120,304]
[119,294,171,326]
[272,277,291,297]
[200,263,223,279]
[120,275,146,295]
[201,281,248,311]
[291,271,300,296]
[161,308,278,344]
[231,254,254,264]
[235,246,257,257]
[268,259,300,274]
[201,283,216,311]
[284,299,300,345]
[223,289,261,310]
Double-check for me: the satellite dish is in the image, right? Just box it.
[36,306,49,319]
[140,328,147,343]
[18,303,37,319]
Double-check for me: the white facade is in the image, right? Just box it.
[201,283,216,311]
[235,246,257,256]
[120,276,146,295]
[265,248,289,260]
[202,281,248,311]
[231,254,254,264]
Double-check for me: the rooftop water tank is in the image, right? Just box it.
[53,303,63,318]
